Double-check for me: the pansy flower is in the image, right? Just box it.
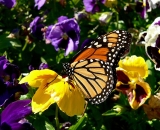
[116,56,151,109]
[135,0,150,19]
[0,99,34,130]
[45,16,80,56]
[137,17,160,70]
[0,56,28,107]
[19,69,85,117]
[83,0,106,14]
[0,0,16,8]
[29,16,45,40]
[135,0,160,19]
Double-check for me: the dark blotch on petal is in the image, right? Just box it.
[156,35,160,48]
[0,122,12,130]
[117,84,130,91]
[135,2,144,13]
[147,46,160,68]
[0,78,7,94]
[135,84,147,103]
[117,70,130,83]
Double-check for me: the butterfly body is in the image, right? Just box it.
[63,30,132,104]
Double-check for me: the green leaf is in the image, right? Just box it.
[69,116,86,130]
[45,121,55,130]
[0,34,21,49]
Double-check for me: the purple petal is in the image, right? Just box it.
[45,18,80,55]
[51,38,63,51]
[0,56,7,61]
[58,16,68,23]
[39,63,49,70]
[92,4,100,13]
[135,1,147,19]
[29,16,44,40]
[81,38,93,49]
[65,38,75,56]
[100,0,106,4]
[9,123,26,130]
[0,90,11,106]
[60,19,80,44]
[155,21,160,26]
[156,35,160,48]
[29,16,41,30]
[0,0,16,8]
[34,0,46,10]
[0,56,8,76]
[1,100,32,124]
[83,0,95,13]
[45,25,63,42]
[11,121,35,130]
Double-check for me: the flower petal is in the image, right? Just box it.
[34,0,46,10]
[19,69,58,88]
[129,81,151,109]
[1,100,31,124]
[118,56,148,78]
[47,78,85,116]
[65,38,74,56]
[31,85,55,113]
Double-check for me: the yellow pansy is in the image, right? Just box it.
[20,69,85,116]
[116,67,151,110]
[118,55,148,78]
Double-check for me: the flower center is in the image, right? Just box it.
[62,33,68,40]
[158,49,160,54]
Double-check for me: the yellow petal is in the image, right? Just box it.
[118,55,148,78]
[32,85,55,113]
[129,81,151,109]
[47,78,86,116]
[19,69,58,88]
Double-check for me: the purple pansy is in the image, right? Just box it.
[0,99,35,130]
[0,56,20,81]
[0,0,16,8]
[29,16,44,40]
[34,0,46,10]
[39,63,49,70]
[45,16,80,56]
[83,0,106,13]
[135,0,160,19]
[135,1,149,19]
[0,56,28,106]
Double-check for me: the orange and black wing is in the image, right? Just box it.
[70,59,114,104]
[63,30,132,104]
[71,30,132,67]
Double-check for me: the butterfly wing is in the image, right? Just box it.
[71,30,132,66]
[63,30,132,104]
[70,59,114,104]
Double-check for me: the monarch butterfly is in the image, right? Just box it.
[63,30,132,104]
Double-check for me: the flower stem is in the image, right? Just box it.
[55,104,60,130]
[22,42,28,51]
